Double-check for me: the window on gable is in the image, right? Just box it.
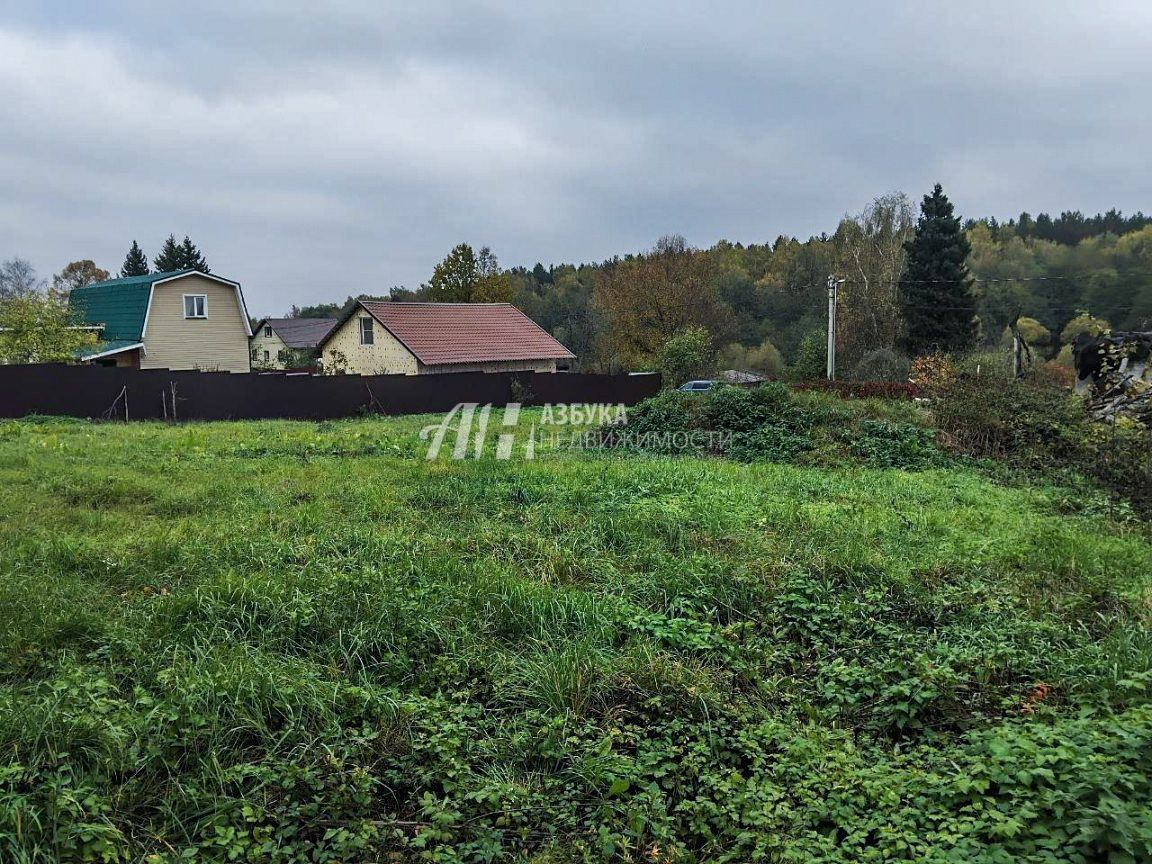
[264,325,272,338]
[183,295,207,319]
[263,350,270,362]
[359,317,374,345]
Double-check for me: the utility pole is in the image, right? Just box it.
[826,275,841,380]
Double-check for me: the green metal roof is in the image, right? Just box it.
[68,271,189,341]
[76,339,144,360]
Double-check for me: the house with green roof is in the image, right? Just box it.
[69,270,252,372]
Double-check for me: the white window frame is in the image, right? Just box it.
[359,317,374,345]
[264,325,273,338]
[183,294,208,319]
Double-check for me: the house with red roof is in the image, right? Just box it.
[316,301,574,375]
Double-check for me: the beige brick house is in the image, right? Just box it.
[69,270,252,372]
[318,301,574,375]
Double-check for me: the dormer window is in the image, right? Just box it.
[183,295,207,319]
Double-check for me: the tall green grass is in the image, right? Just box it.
[0,416,1149,862]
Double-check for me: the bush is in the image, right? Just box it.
[789,331,827,381]
[910,352,958,398]
[1060,312,1111,345]
[718,337,786,377]
[848,420,945,469]
[998,317,1053,354]
[851,347,911,382]
[1040,361,1076,388]
[620,388,696,435]
[793,380,918,400]
[614,381,940,468]
[698,383,776,432]
[727,423,813,462]
[933,370,1081,461]
[658,326,715,388]
[934,368,1152,513]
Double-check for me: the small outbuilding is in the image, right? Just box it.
[718,369,767,385]
[250,317,338,369]
[317,301,575,375]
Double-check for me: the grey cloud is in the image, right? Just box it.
[1,1,1150,314]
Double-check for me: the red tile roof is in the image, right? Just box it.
[357,302,575,366]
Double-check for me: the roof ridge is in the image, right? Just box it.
[267,317,338,325]
[364,300,513,307]
[77,269,195,292]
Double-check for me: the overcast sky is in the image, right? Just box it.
[1,2,1150,315]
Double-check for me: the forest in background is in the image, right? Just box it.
[6,195,1150,377]
[289,196,1152,378]
[519,200,1152,376]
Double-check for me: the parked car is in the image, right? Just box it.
[677,379,716,393]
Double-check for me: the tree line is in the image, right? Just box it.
[350,188,1144,380]
[972,209,1151,247]
[4,192,1150,374]
[375,189,1147,379]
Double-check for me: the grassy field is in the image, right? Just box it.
[0,413,1150,862]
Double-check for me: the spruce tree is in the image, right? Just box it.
[898,184,978,355]
[120,241,150,277]
[154,234,184,272]
[178,235,209,273]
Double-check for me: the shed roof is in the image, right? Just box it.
[719,369,767,384]
[255,317,338,349]
[327,302,575,366]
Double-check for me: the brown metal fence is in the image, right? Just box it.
[0,365,661,422]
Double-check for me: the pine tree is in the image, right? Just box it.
[178,235,209,273]
[120,241,150,277]
[898,184,978,355]
[154,234,184,273]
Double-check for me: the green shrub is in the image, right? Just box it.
[933,369,1152,512]
[698,384,775,432]
[658,326,715,388]
[748,380,793,412]
[621,389,696,435]
[848,420,945,469]
[851,347,911,382]
[789,331,828,381]
[616,382,947,469]
[727,423,814,462]
[933,370,1081,461]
